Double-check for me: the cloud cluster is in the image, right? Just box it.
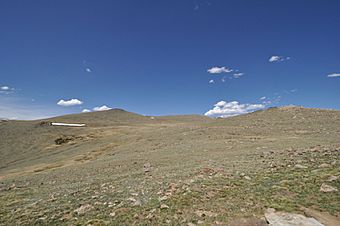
[207,67,244,84]
[93,105,112,111]
[207,66,233,74]
[269,55,290,63]
[327,73,340,78]
[57,99,83,107]
[205,100,265,118]
[82,105,112,113]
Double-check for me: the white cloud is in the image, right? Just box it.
[93,105,112,111]
[209,79,214,83]
[260,96,266,100]
[233,73,244,78]
[269,55,290,63]
[327,73,340,78]
[205,100,265,118]
[1,86,10,90]
[82,109,91,113]
[207,66,233,74]
[57,98,83,107]
[85,68,92,73]
[0,85,15,94]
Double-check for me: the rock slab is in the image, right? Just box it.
[265,208,324,226]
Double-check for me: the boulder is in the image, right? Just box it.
[265,208,324,226]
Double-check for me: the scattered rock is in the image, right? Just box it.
[188,223,196,226]
[127,197,136,202]
[318,163,331,168]
[295,164,308,169]
[128,197,141,206]
[158,195,168,201]
[160,204,169,209]
[265,208,324,226]
[55,136,74,145]
[143,163,151,173]
[109,212,116,217]
[320,183,338,193]
[327,175,338,182]
[244,176,251,180]
[74,204,94,215]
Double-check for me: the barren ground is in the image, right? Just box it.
[0,107,339,225]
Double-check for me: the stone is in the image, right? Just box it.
[158,195,168,201]
[295,164,308,169]
[320,183,338,193]
[74,204,94,215]
[160,204,169,209]
[143,163,151,173]
[318,163,331,168]
[327,175,338,182]
[244,176,251,180]
[132,199,141,206]
[265,208,324,226]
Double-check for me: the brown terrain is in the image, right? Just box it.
[0,106,339,225]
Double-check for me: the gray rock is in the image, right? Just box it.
[294,164,308,169]
[327,175,338,182]
[143,163,152,173]
[320,183,338,193]
[74,204,94,215]
[265,208,324,226]
[318,163,331,168]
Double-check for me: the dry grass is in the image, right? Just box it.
[0,107,339,225]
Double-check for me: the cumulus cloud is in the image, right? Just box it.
[57,98,83,107]
[82,109,91,113]
[269,55,290,63]
[260,96,266,100]
[205,100,265,118]
[85,68,92,73]
[209,79,214,84]
[207,66,233,74]
[327,73,340,78]
[93,105,112,111]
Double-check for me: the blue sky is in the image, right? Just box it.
[0,0,339,119]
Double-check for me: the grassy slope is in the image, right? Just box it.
[0,106,339,225]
